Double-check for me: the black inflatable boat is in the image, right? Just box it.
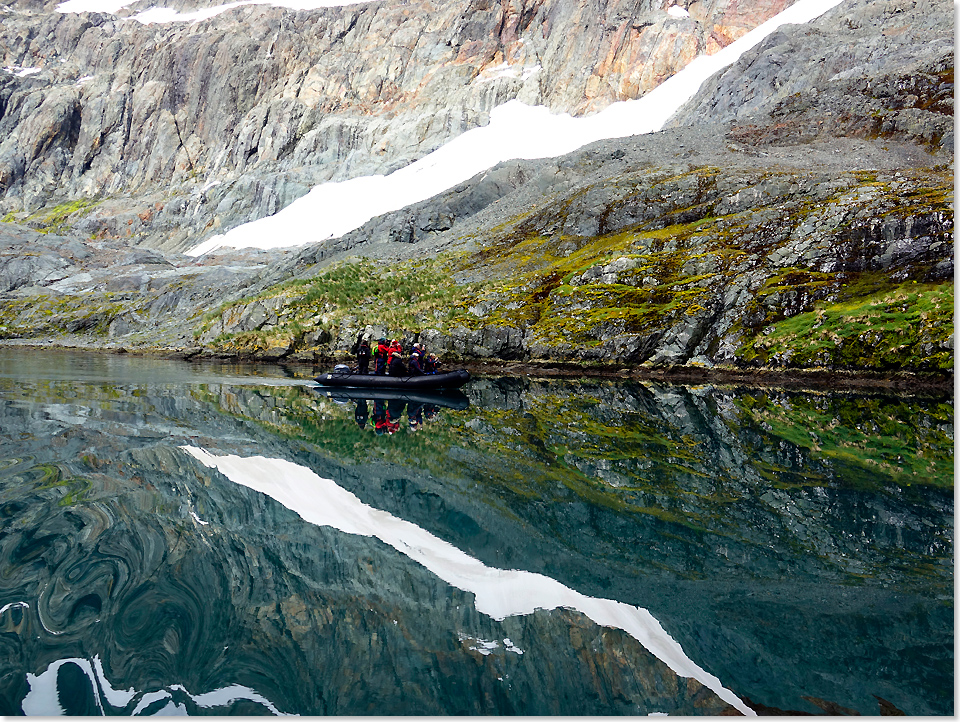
[314,368,471,391]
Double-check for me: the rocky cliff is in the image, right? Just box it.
[0,0,792,251]
[0,0,953,377]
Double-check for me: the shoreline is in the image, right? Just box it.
[2,341,953,397]
[462,361,955,396]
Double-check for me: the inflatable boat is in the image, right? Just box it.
[314,367,471,391]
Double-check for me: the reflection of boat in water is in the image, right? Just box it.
[311,385,470,411]
[314,368,471,391]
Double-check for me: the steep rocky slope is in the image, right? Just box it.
[0,0,953,378]
[0,0,791,251]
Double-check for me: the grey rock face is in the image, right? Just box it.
[668,0,953,152]
[0,0,790,251]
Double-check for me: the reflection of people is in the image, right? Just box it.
[356,339,371,375]
[373,399,388,435]
[354,399,368,429]
[386,398,406,433]
[408,401,424,430]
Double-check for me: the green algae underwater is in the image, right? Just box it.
[0,348,952,715]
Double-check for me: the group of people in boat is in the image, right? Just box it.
[353,335,441,377]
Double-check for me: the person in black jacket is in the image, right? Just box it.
[388,351,407,376]
[356,338,371,374]
[408,352,424,375]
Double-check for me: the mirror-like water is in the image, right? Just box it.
[0,348,952,716]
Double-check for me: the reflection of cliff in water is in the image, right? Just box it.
[0,362,952,715]
[0,373,737,715]
[204,375,952,715]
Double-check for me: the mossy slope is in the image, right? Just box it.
[195,166,953,374]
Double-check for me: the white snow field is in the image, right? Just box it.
[57,0,845,255]
[182,446,757,716]
[183,0,844,256]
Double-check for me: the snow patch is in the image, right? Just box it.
[58,0,380,20]
[503,638,524,655]
[459,633,500,655]
[3,66,41,78]
[474,62,541,84]
[667,4,690,18]
[56,0,134,12]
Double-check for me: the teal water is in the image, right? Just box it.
[0,348,952,715]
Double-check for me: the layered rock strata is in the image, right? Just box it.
[0,0,791,251]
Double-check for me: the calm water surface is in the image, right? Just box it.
[0,348,952,715]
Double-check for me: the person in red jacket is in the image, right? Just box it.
[374,338,389,375]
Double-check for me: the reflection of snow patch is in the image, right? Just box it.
[23,657,127,715]
[503,638,524,655]
[181,446,754,716]
[130,690,171,715]
[44,404,90,426]
[22,656,284,715]
[0,601,28,615]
